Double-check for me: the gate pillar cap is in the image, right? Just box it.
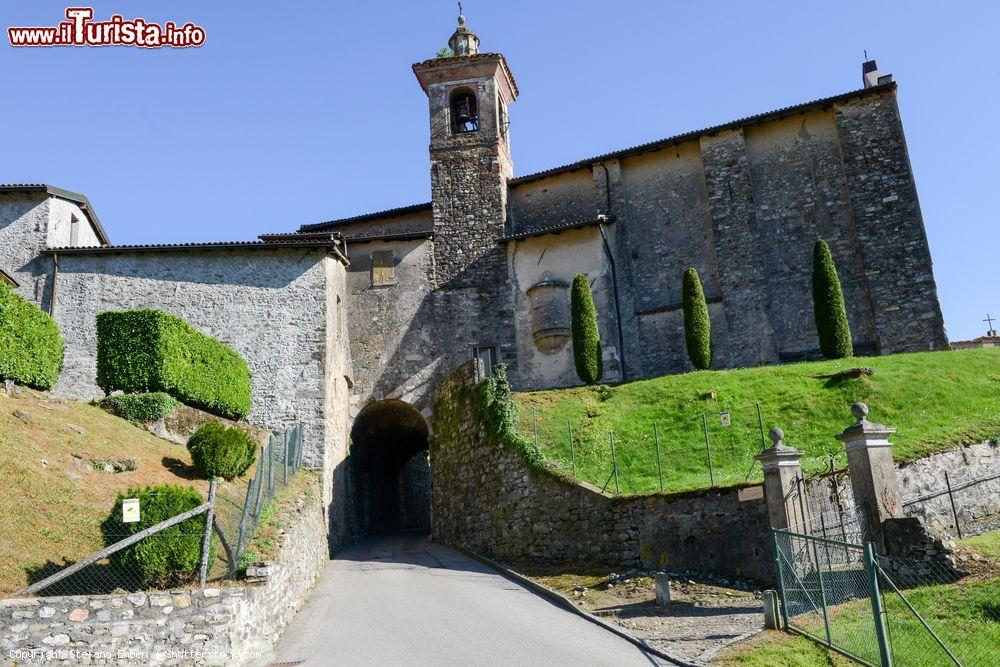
[836,402,896,446]
[756,427,804,469]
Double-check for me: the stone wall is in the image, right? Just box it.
[44,247,353,540]
[430,362,774,581]
[803,440,1000,538]
[0,474,328,666]
[0,192,49,304]
[344,237,438,418]
[508,170,597,234]
[505,226,621,389]
[1,191,105,309]
[504,85,946,382]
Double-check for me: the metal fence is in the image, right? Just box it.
[903,471,1000,540]
[773,527,1000,666]
[215,423,305,569]
[518,403,769,495]
[8,424,304,598]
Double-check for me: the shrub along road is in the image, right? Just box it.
[265,533,666,666]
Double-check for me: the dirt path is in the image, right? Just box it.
[524,568,764,665]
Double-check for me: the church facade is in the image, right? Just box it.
[1,17,947,544]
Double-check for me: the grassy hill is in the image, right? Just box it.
[0,388,215,595]
[513,349,1000,495]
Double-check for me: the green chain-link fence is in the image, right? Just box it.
[519,403,769,494]
[7,424,304,598]
[774,527,1000,666]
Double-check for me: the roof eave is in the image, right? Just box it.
[298,202,433,233]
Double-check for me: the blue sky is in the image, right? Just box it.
[2,1,997,341]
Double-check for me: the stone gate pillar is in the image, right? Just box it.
[836,403,902,553]
[756,427,807,531]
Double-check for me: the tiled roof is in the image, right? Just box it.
[500,217,614,243]
[342,231,434,244]
[0,183,110,245]
[508,82,897,186]
[298,202,432,233]
[44,238,346,257]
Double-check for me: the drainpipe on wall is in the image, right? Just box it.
[49,253,58,317]
[598,161,627,381]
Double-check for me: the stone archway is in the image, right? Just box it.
[347,399,430,537]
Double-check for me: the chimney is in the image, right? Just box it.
[863,59,893,88]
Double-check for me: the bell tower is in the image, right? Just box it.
[413,13,519,288]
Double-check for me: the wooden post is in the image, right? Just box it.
[234,477,255,559]
[199,480,218,587]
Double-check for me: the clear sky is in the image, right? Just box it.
[2,1,997,341]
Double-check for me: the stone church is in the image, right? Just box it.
[0,16,946,545]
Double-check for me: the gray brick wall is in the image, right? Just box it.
[49,249,347,478]
[502,87,946,381]
[834,91,948,353]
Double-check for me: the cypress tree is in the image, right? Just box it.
[570,273,603,385]
[812,239,854,359]
[682,268,712,370]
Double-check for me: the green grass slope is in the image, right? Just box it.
[514,349,1000,494]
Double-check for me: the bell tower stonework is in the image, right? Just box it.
[413,14,518,288]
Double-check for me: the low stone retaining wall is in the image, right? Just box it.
[430,362,773,581]
[430,362,999,584]
[0,475,327,665]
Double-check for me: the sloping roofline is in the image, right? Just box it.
[298,202,433,233]
[0,184,110,245]
[509,82,897,186]
[43,238,348,266]
[0,269,19,288]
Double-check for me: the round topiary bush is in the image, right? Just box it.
[186,421,257,481]
[571,273,603,385]
[682,267,712,370]
[100,392,180,423]
[102,485,211,587]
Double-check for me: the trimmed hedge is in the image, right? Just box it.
[100,392,180,423]
[0,283,64,389]
[812,240,854,359]
[187,421,257,481]
[682,267,712,370]
[570,274,603,385]
[102,485,212,587]
[96,310,252,419]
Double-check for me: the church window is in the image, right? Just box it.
[371,250,395,287]
[450,88,479,134]
[69,214,80,246]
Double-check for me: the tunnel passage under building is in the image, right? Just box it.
[348,399,431,536]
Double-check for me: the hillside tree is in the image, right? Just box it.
[682,268,712,370]
[812,239,854,359]
[571,273,603,385]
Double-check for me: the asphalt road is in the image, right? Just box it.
[265,533,664,666]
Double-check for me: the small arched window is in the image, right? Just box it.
[450,89,479,134]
